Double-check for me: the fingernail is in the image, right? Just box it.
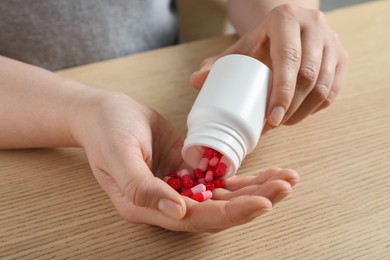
[191,70,199,78]
[269,106,285,127]
[158,198,184,220]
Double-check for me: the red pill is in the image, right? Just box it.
[214,162,227,177]
[193,168,204,180]
[198,149,214,171]
[204,166,215,182]
[197,178,206,185]
[178,169,194,188]
[181,184,206,197]
[212,179,225,188]
[191,191,213,202]
[163,176,182,190]
[209,151,222,167]
[205,182,215,191]
[168,172,179,178]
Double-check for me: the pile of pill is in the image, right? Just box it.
[163,148,228,202]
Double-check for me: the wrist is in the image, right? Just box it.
[66,86,132,149]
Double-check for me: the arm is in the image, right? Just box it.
[0,55,84,148]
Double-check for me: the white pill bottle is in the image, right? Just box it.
[182,54,271,178]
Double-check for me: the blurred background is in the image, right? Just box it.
[321,0,375,11]
[178,0,376,42]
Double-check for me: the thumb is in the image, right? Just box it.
[190,56,220,90]
[190,33,261,90]
[128,174,186,220]
[113,154,186,220]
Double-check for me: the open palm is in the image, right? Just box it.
[73,92,298,232]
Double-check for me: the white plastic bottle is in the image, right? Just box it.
[182,54,271,178]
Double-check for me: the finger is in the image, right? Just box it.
[266,14,302,127]
[314,47,348,113]
[107,150,186,220]
[135,195,271,232]
[284,45,336,125]
[97,173,272,232]
[213,180,292,205]
[224,168,299,190]
[261,122,273,135]
[92,166,149,224]
[190,56,220,90]
[190,31,268,90]
[282,27,323,123]
[181,196,272,232]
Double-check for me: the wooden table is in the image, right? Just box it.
[1,1,390,259]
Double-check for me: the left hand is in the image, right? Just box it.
[69,90,298,232]
[190,4,349,132]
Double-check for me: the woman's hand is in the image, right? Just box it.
[70,91,299,232]
[191,4,349,132]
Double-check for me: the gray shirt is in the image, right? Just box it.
[0,0,178,70]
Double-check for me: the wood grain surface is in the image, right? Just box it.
[1,1,390,259]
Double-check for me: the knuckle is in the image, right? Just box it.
[281,45,301,65]
[180,220,199,233]
[267,4,297,22]
[312,10,326,24]
[299,62,318,86]
[313,83,330,102]
[276,83,295,106]
[323,90,336,108]
[124,178,149,208]
[117,205,140,224]
[322,64,334,77]
[276,3,298,16]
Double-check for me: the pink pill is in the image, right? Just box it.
[209,151,222,167]
[204,166,215,182]
[181,184,206,197]
[198,149,214,171]
[191,191,213,202]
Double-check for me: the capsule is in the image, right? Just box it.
[205,182,215,191]
[181,184,206,197]
[168,172,179,178]
[193,168,205,182]
[191,191,213,202]
[204,166,215,182]
[214,162,227,177]
[163,175,182,190]
[209,151,222,167]
[212,179,225,188]
[178,169,194,188]
[198,149,214,171]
